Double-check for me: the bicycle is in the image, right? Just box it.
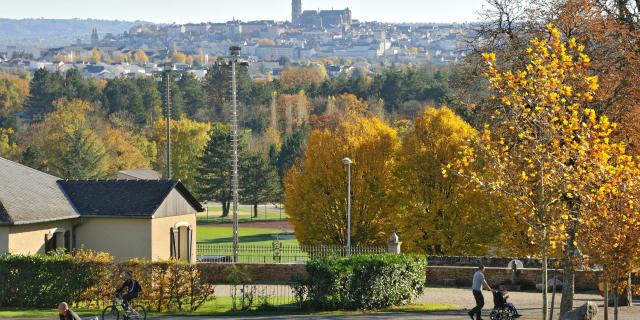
[101,294,146,320]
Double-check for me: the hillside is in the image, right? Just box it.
[0,18,144,46]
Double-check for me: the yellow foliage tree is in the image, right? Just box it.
[449,24,615,319]
[90,48,101,63]
[396,107,517,255]
[134,49,149,64]
[153,117,211,189]
[0,128,19,159]
[103,127,152,171]
[279,66,326,89]
[285,115,400,246]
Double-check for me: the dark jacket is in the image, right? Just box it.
[117,279,142,297]
[59,309,81,320]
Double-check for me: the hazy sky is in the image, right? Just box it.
[1,0,486,24]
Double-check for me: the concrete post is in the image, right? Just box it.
[388,232,402,254]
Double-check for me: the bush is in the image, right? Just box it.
[0,251,214,311]
[302,254,427,310]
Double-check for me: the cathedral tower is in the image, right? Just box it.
[292,0,302,24]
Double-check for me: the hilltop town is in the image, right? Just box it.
[0,0,470,80]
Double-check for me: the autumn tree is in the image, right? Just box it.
[285,115,400,246]
[153,117,211,190]
[449,25,611,319]
[397,107,513,255]
[90,48,102,63]
[279,66,326,90]
[134,49,149,64]
[0,128,19,159]
[0,73,29,128]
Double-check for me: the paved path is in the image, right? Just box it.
[14,287,640,319]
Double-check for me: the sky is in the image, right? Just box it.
[1,0,486,24]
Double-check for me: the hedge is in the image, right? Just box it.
[0,251,214,311]
[301,254,427,310]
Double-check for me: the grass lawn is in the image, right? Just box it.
[0,298,460,318]
[197,204,286,223]
[197,226,298,246]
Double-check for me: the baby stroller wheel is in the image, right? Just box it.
[490,308,514,320]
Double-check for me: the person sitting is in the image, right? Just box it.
[58,302,81,320]
[496,286,522,318]
[115,270,141,311]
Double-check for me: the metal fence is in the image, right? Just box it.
[197,242,387,264]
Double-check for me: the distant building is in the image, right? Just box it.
[292,0,352,28]
[292,0,302,24]
[90,28,99,46]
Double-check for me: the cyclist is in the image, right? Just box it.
[58,302,81,320]
[115,271,141,311]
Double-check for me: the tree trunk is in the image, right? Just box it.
[253,203,258,218]
[550,266,558,320]
[560,201,579,316]
[542,229,549,320]
[560,240,576,316]
[627,273,633,307]
[605,281,609,320]
[222,201,230,217]
[614,286,619,320]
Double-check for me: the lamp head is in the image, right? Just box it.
[229,46,242,57]
[342,157,352,165]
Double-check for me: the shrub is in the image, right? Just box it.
[302,254,427,310]
[0,251,214,311]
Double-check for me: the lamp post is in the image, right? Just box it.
[342,157,352,256]
[204,200,209,223]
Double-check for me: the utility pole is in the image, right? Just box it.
[163,62,172,179]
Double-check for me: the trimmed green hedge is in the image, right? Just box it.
[0,252,214,311]
[302,254,427,310]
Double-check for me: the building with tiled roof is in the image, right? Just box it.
[0,157,203,262]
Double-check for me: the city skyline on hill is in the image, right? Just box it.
[1,0,485,24]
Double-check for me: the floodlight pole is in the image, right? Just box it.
[230,46,241,263]
[163,62,172,179]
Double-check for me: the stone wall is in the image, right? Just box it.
[198,263,599,291]
[427,266,599,291]
[426,256,556,268]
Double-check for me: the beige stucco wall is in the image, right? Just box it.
[151,214,197,263]
[0,226,8,254]
[7,219,76,255]
[75,218,151,261]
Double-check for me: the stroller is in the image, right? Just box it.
[489,290,519,320]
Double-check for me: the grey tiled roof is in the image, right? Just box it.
[117,168,162,180]
[58,180,204,217]
[0,157,79,225]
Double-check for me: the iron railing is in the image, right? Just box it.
[197,242,386,264]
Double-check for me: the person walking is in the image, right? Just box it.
[469,265,492,320]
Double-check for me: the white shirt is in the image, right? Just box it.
[472,271,485,291]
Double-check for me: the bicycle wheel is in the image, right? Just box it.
[128,305,146,320]
[101,306,120,320]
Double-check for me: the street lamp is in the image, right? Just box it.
[342,157,352,256]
